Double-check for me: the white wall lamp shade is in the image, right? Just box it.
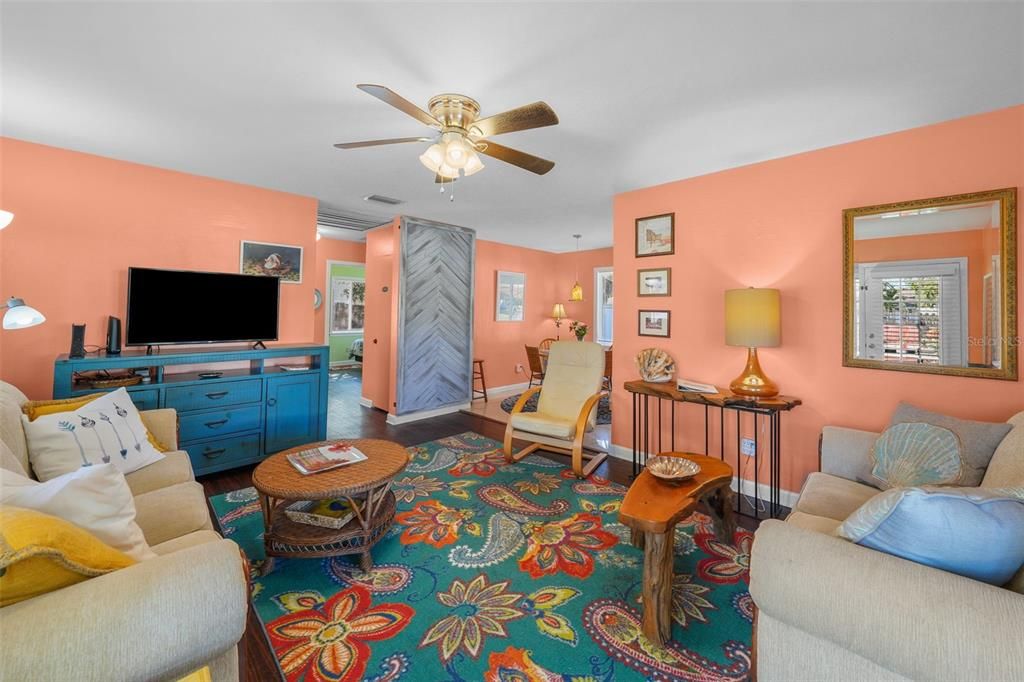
[552,303,566,320]
[2,297,46,330]
[0,210,13,230]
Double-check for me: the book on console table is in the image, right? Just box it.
[676,378,718,394]
[287,442,368,475]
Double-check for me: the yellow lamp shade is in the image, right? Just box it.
[552,303,566,319]
[725,288,780,348]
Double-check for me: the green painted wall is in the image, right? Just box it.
[327,262,366,364]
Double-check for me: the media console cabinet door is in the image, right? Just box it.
[265,373,319,453]
[396,217,476,415]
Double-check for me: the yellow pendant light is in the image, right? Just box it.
[569,234,584,302]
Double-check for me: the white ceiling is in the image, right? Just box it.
[2,2,1022,252]
[854,202,999,240]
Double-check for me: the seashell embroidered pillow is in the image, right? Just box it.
[868,422,964,489]
[22,388,165,482]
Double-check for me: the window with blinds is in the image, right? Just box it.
[855,258,967,366]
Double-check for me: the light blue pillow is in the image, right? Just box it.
[836,486,1024,585]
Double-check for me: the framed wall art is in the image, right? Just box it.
[638,309,671,337]
[637,267,671,296]
[240,241,303,284]
[635,213,675,257]
[496,271,526,321]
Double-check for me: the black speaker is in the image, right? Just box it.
[106,316,122,355]
[69,324,87,359]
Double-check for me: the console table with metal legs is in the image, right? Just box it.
[624,380,802,519]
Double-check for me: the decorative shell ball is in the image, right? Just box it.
[635,348,676,383]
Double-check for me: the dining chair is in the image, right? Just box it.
[505,341,608,477]
[538,338,556,351]
[525,345,546,387]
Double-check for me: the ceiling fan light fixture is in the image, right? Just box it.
[418,143,446,174]
[462,150,485,176]
[441,132,470,169]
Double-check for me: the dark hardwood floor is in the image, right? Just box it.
[199,400,762,682]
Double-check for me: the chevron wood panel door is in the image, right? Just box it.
[396,217,476,415]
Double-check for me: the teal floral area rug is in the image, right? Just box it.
[209,432,754,682]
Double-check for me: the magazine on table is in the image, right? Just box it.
[676,377,719,394]
[287,442,368,475]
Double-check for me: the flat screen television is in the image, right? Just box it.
[126,267,280,346]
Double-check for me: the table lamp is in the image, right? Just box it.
[2,297,46,330]
[725,287,780,398]
[552,303,566,327]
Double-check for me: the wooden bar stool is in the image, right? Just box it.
[472,359,488,402]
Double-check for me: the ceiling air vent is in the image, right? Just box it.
[363,194,403,206]
[316,208,392,233]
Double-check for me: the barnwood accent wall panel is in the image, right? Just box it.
[396,216,476,415]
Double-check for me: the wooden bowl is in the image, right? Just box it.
[646,455,701,482]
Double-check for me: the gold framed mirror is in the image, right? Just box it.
[843,187,1017,380]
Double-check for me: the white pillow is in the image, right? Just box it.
[22,388,164,481]
[1,463,156,561]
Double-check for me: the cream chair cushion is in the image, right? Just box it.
[785,510,842,535]
[510,412,577,440]
[0,381,30,474]
[795,472,880,521]
[133,481,214,546]
[1,439,28,478]
[535,341,605,430]
[981,411,1024,488]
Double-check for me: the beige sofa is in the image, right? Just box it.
[0,381,248,682]
[750,411,1024,681]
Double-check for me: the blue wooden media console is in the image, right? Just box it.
[54,344,329,476]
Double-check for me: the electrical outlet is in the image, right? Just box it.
[740,438,756,456]
[515,363,524,374]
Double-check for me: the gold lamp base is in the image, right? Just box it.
[729,347,779,398]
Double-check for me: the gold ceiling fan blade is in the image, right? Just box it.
[470,101,559,138]
[476,140,555,175]
[357,84,440,128]
[334,137,432,149]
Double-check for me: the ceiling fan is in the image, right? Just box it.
[334,84,559,182]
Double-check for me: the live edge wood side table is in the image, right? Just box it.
[618,453,735,647]
[252,439,409,574]
[624,380,801,519]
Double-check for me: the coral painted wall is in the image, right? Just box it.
[474,243,612,389]
[555,247,615,342]
[360,221,399,411]
[0,138,318,400]
[611,105,1024,493]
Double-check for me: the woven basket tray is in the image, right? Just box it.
[284,499,359,529]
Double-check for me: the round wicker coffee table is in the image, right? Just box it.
[252,439,409,574]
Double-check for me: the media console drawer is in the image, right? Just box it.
[165,379,262,412]
[184,431,262,475]
[179,404,261,442]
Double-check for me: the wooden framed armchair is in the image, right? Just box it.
[504,341,607,477]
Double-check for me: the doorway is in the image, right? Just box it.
[325,260,366,436]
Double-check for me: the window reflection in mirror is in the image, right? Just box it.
[844,188,1016,380]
